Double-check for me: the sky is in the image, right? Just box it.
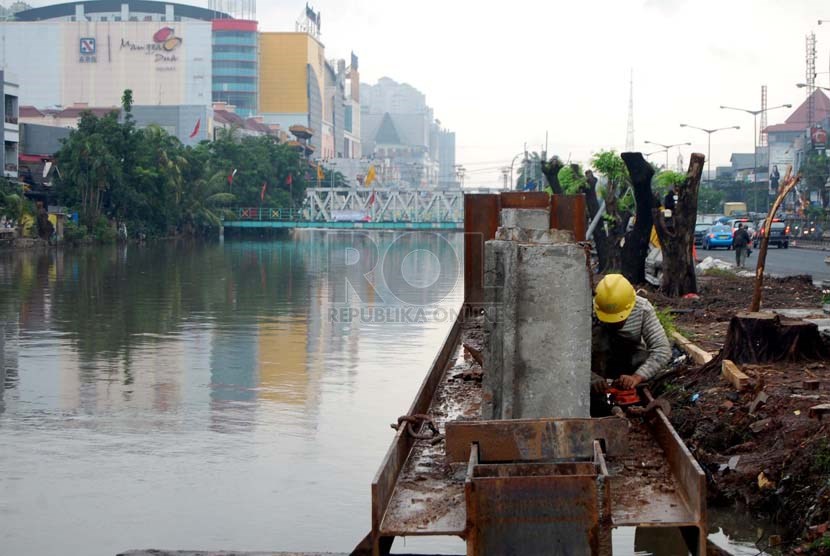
[24,0,830,186]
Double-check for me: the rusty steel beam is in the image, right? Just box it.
[643,388,707,556]
[445,418,629,464]
[552,194,587,241]
[464,194,500,304]
[367,312,463,556]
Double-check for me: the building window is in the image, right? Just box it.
[114,16,121,21]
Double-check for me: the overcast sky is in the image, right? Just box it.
[27,0,830,185]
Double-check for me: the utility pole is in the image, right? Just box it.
[501,167,509,190]
[722,101,792,213]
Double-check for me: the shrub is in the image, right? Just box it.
[63,220,88,243]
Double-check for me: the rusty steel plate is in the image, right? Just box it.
[445,417,630,464]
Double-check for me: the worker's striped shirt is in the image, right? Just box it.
[615,296,672,380]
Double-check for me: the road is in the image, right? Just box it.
[702,245,830,283]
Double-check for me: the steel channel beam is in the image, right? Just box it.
[367,310,464,556]
[643,388,707,556]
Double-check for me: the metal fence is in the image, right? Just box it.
[228,207,303,221]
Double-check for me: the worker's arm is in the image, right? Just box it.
[633,304,672,381]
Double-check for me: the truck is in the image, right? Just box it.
[723,202,748,216]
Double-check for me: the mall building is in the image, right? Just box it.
[0,0,362,159]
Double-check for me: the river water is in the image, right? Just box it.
[0,231,774,555]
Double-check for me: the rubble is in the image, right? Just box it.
[647,273,830,548]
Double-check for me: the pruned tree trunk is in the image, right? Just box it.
[582,170,610,271]
[620,152,655,285]
[653,153,704,297]
[751,168,800,311]
[541,158,564,195]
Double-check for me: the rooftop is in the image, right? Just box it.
[764,89,830,134]
[14,0,229,22]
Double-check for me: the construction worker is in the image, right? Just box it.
[591,274,672,416]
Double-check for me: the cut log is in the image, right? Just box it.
[721,312,828,365]
[721,360,749,390]
[672,331,713,365]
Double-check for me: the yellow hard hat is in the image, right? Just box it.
[594,274,636,324]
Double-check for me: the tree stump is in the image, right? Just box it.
[721,312,827,364]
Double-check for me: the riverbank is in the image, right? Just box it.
[643,275,830,554]
[0,237,49,250]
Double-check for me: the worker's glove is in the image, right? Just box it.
[613,374,645,390]
[590,373,608,394]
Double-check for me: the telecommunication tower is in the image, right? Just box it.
[625,69,635,152]
[807,32,817,128]
[759,85,768,147]
[208,0,256,20]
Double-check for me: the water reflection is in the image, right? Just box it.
[0,231,464,555]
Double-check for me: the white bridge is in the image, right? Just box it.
[304,188,464,225]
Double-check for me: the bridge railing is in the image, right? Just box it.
[226,207,303,221]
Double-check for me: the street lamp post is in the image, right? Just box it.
[720,102,792,213]
[678,124,741,183]
[643,140,692,170]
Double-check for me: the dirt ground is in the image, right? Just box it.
[641,275,830,553]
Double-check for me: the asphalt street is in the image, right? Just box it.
[702,244,830,283]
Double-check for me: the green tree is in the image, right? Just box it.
[555,164,586,194]
[697,185,725,214]
[53,90,311,239]
[654,170,686,198]
[801,150,829,208]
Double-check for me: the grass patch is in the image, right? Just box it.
[813,440,830,475]
[654,307,677,337]
[703,267,736,278]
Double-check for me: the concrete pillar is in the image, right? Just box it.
[165,4,175,21]
[483,209,591,419]
[75,3,84,20]
[121,3,129,20]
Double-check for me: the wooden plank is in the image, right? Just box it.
[721,359,750,390]
[672,331,713,365]
[445,418,629,463]
[464,194,499,304]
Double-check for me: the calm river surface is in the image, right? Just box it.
[0,231,774,556]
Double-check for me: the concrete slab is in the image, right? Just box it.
[500,208,550,230]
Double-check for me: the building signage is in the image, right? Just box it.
[79,37,97,63]
[120,27,183,69]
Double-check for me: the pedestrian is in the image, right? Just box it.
[733,222,751,268]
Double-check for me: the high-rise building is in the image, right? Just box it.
[258,26,360,159]
[0,71,19,180]
[212,19,258,117]
[360,77,456,188]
